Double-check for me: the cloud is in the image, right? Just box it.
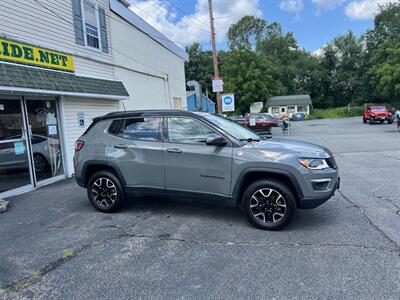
[345,0,393,20]
[312,44,327,57]
[279,0,304,13]
[312,0,346,13]
[128,0,262,48]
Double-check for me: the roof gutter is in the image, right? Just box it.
[0,86,129,100]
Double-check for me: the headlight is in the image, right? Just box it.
[298,158,330,170]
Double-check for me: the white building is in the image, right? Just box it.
[0,0,188,197]
[110,0,188,111]
[266,95,312,117]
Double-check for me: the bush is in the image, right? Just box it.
[308,106,364,120]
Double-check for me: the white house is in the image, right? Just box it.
[0,0,188,198]
[266,95,312,117]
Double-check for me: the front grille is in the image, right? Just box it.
[327,156,337,169]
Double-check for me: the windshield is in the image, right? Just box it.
[371,107,386,112]
[200,113,261,141]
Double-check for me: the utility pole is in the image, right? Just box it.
[208,0,221,114]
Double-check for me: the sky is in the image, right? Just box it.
[128,0,394,53]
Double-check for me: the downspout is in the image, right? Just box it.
[187,80,202,111]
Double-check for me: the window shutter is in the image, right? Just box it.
[98,7,109,53]
[71,0,85,46]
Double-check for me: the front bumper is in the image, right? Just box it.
[298,176,340,209]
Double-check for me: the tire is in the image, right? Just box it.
[363,118,367,124]
[242,179,296,231]
[380,120,384,124]
[87,171,126,213]
[388,118,393,124]
[33,153,49,173]
[369,117,374,125]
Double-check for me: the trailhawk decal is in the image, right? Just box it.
[0,38,74,72]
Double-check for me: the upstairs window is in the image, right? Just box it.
[82,0,100,49]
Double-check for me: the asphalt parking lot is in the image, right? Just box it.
[1,117,400,299]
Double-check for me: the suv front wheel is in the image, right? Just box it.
[87,171,126,213]
[242,179,296,230]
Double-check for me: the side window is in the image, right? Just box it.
[120,117,161,142]
[108,119,123,135]
[167,117,215,145]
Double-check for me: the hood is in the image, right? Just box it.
[247,138,331,159]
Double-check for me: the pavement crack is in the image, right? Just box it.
[1,234,121,294]
[338,190,400,254]
[117,231,397,254]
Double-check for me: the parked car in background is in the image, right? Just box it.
[0,134,57,173]
[74,110,339,231]
[290,113,306,121]
[231,113,281,133]
[363,105,393,124]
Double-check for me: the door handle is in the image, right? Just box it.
[166,148,182,153]
[113,144,127,149]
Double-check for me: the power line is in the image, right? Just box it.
[163,0,211,30]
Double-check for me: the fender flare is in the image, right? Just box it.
[231,167,304,204]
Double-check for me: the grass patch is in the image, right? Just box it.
[62,249,76,259]
[309,106,363,120]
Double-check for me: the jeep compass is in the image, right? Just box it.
[74,110,339,230]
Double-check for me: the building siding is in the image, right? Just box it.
[62,97,120,175]
[0,0,114,79]
[111,12,186,110]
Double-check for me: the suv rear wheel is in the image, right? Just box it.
[87,171,126,213]
[242,179,295,230]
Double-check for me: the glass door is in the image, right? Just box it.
[25,99,64,184]
[0,98,33,194]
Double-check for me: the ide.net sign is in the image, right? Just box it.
[0,38,74,72]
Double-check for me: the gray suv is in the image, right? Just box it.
[74,110,339,230]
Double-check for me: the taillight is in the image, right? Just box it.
[75,140,84,152]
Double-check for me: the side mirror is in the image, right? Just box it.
[206,133,227,146]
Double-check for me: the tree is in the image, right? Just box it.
[364,2,400,104]
[184,43,214,98]
[227,16,267,51]
[220,50,284,114]
[370,40,400,103]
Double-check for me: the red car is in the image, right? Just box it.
[363,105,393,124]
[233,113,281,132]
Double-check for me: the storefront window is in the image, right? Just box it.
[288,106,295,113]
[26,100,64,182]
[0,99,32,193]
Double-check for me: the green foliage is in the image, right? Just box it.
[184,43,214,99]
[220,50,283,114]
[308,106,364,120]
[227,16,267,50]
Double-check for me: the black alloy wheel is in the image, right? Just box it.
[87,171,125,212]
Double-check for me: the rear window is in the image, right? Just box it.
[371,107,386,112]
